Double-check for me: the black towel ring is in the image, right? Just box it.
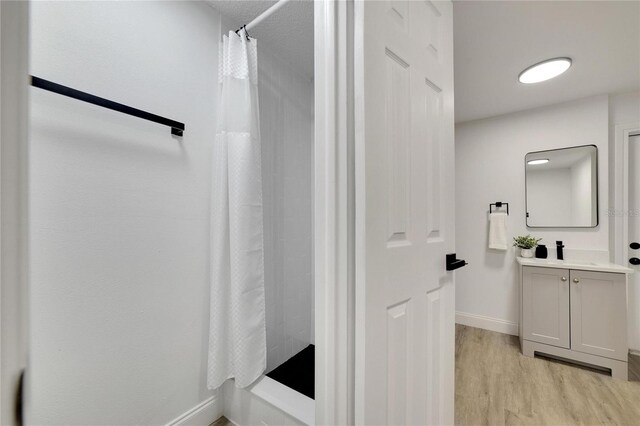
[489,202,509,215]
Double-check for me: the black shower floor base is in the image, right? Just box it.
[266,344,314,399]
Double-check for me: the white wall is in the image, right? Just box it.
[29,2,222,424]
[258,45,315,372]
[455,95,609,332]
[609,91,640,261]
[1,2,30,425]
[30,3,314,423]
[609,91,640,131]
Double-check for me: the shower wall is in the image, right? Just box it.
[29,2,222,424]
[257,44,315,373]
[30,2,314,423]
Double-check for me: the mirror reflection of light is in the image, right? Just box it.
[527,159,549,165]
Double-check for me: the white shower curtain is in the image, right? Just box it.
[208,29,266,389]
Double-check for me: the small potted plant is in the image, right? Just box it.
[513,235,542,258]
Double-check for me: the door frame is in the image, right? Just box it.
[613,122,640,266]
[314,0,355,424]
[0,1,30,425]
[613,121,640,354]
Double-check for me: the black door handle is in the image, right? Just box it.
[631,242,640,250]
[630,257,640,265]
[446,253,468,271]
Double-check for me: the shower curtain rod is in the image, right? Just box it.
[240,0,293,33]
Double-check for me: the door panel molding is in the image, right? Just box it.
[354,1,455,424]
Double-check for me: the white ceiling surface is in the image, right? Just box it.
[454,1,640,123]
[207,0,314,78]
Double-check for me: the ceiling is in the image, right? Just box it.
[206,1,639,123]
[453,1,640,123]
[207,0,314,78]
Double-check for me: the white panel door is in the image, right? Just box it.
[522,266,570,348]
[627,134,640,351]
[570,270,628,361]
[354,1,455,425]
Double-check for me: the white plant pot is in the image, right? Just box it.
[520,248,534,258]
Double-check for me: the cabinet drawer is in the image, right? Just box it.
[522,266,570,349]
[570,270,627,361]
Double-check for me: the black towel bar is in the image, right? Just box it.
[30,76,185,136]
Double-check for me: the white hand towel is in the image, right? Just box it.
[489,212,508,250]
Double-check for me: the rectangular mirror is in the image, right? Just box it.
[525,145,598,228]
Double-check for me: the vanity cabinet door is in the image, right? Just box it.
[570,271,627,361]
[522,266,570,348]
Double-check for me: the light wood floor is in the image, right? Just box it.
[210,416,234,426]
[213,327,639,426]
[455,325,640,425]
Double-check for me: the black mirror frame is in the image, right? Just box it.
[525,144,599,229]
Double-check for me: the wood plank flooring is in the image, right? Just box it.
[629,351,640,382]
[210,416,234,426]
[455,325,640,425]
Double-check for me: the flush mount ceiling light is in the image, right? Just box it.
[527,159,549,165]
[518,57,572,84]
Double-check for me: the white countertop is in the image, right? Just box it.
[516,257,633,274]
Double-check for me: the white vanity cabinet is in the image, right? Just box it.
[522,267,570,349]
[518,258,632,380]
[569,270,627,361]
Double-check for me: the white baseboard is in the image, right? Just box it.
[166,394,224,426]
[456,311,518,336]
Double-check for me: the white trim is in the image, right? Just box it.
[314,1,354,425]
[249,376,315,426]
[165,395,223,426]
[523,340,628,380]
[613,122,640,266]
[456,311,519,336]
[614,122,640,352]
[352,0,364,423]
[0,2,30,425]
[222,379,311,426]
